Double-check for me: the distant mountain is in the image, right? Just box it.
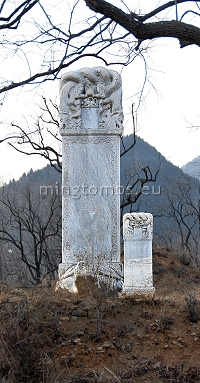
[120,135,200,236]
[6,134,198,216]
[3,134,200,246]
[121,135,186,185]
[121,134,193,208]
[8,134,188,199]
[7,163,62,197]
[182,156,200,180]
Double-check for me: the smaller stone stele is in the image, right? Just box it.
[123,212,155,298]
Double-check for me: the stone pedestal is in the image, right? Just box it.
[123,213,155,298]
[57,67,124,291]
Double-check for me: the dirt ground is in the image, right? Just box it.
[1,247,200,382]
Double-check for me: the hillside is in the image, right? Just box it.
[1,247,200,382]
[182,156,200,180]
[122,136,200,243]
[5,134,199,249]
[121,135,190,207]
[10,134,192,198]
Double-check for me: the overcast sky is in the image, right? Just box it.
[1,0,200,183]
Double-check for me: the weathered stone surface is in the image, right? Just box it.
[123,212,155,297]
[57,67,123,291]
[61,134,121,263]
[59,67,123,135]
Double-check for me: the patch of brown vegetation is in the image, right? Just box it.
[1,247,200,382]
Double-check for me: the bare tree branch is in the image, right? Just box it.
[120,103,136,157]
[0,0,38,30]
[0,0,200,97]
[85,0,200,48]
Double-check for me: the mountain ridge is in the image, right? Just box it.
[182,155,200,180]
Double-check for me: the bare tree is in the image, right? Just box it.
[0,183,62,284]
[120,159,160,223]
[9,97,62,173]
[156,174,200,264]
[0,0,200,98]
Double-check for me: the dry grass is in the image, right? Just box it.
[0,247,200,382]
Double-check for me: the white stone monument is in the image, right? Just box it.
[58,67,124,291]
[123,213,155,297]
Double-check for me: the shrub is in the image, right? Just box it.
[185,292,199,323]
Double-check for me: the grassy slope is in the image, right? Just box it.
[1,247,200,382]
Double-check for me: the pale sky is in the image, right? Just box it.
[1,0,200,182]
[125,39,200,167]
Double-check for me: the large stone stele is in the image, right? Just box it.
[123,213,155,298]
[57,67,124,291]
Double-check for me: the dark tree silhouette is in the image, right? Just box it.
[0,183,62,283]
[85,0,200,48]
